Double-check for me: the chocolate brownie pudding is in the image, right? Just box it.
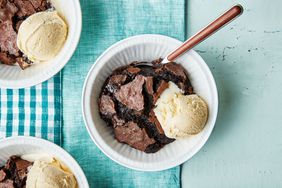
[98,59,193,153]
[0,0,51,69]
[0,156,32,188]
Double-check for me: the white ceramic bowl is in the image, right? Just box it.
[0,0,82,89]
[82,34,218,171]
[0,136,89,188]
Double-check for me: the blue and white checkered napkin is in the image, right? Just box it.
[0,73,61,145]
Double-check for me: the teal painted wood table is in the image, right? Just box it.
[182,0,282,187]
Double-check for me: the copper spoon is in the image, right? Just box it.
[162,4,243,64]
[139,4,243,66]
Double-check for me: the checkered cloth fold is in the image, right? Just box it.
[0,73,61,145]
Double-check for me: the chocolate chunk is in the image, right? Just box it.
[0,169,6,181]
[178,81,193,94]
[38,0,51,11]
[162,62,187,80]
[151,58,162,65]
[126,66,141,74]
[114,121,155,151]
[115,75,145,111]
[0,1,19,66]
[0,179,14,188]
[16,57,31,70]
[4,157,14,170]
[115,100,140,122]
[29,0,42,8]
[0,0,7,8]
[0,52,16,65]
[14,158,32,184]
[29,0,45,10]
[149,111,164,135]
[1,156,32,188]
[15,158,31,171]
[144,77,154,96]
[143,76,155,115]
[0,1,18,22]
[131,63,156,77]
[145,142,163,153]
[15,20,23,32]
[99,95,116,116]
[6,1,18,14]
[14,0,36,17]
[188,86,193,94]
[153,80,169,102]
[108,75,127,86]
[0,20,19,56]
[105,75,127,93]
[112,115,125,128]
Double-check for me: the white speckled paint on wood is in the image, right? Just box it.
[182,0,282,187]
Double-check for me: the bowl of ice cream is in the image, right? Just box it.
[0,0,82,88]
[0,136,89,188]
[82,34,218,171]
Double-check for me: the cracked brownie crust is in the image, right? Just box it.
[98,59,193,153]
[0,156,32,188]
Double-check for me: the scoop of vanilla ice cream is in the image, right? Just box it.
[17,11,68,62]
[154,82,208,138]
[26,157,77,188]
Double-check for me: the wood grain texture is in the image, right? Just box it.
[182,0,282,187]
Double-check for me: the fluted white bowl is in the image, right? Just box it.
[0,0,82,89]
[82,34,218,171]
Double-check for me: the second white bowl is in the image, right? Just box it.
[0,0,82,89]
[82,34,218,171]
[0,136,89,188]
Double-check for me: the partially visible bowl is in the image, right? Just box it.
[0,136,89,188]
[82,34,218,171]
[0,0,82,89]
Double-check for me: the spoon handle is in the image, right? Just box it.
[167,4,243,62]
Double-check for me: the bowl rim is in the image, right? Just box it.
[82,34,218,171]
[0,136,89,188]
[0,0,82,89]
